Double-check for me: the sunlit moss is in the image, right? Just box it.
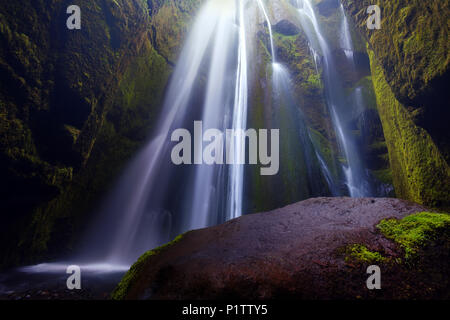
[344,244,386,264]
[377,212,450,259]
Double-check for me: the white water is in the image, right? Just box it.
[339,3,354,61]
[19,263,129,274]
[296,0,372,197]
[257,0,276,61]
[227,0,249,220]
[189,1,236,227]
[20,0,377,275]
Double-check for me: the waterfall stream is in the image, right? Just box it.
[296,0,373,197]
[78,0,376,266]
[14,0,379,272]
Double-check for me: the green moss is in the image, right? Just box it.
[344,244,386,264]
[368,48,450,208]
[0,0,196,268]
[111,233,187,300]
[150,0,202,63]
[372,168,392,185]
[377,212,450,259]
[309,128,339,180]
[305,73,323,91]
[342,0,449,105]
[341,212,449,266]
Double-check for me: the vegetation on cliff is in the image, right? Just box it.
[0,0,202,268]
[0,0,448,271]
[342,0,450,208]
[368,49,449,208]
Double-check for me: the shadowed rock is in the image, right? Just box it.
[273,20,300,36]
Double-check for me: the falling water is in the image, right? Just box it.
[257,0,329,200]
[24,0,374,268]
[226,0,249,220]
[339,3,354,61]
[295,0,373,197]
[257,0,276,61]
[1,1,389,295]
[78,0,249,264]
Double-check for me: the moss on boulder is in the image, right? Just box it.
[343,244,386,265]
[112,198,449,300]
[377,212,450,260]
[111,233,187,300]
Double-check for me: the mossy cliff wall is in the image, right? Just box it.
[342,0,449,160]
[0,0,202,268]
[342,0,450,208]
[369,49,449,208]
[245,3,338,213]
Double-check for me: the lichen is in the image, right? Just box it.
[111,233,187,300]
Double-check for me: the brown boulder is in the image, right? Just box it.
[114,197,449,300]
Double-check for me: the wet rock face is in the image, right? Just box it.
[340,0,450,208]
[316,0,341,17]
[272,20,300,36]
[115,197,449,300]
[0,0,202,268]
[341,0,450,163]
[0,0,153,267]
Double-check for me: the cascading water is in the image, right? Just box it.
[0,0,396,297]
[339,3,354,61]
[81,0,375,265]
[295,0,374,197]
[227,0,249,220]
[259,0,327,199]
[79,0,247,264]
[13,0,380,275]
[256,0,276,61]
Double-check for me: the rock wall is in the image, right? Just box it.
[0,0,202,268]
[342,0,450,208]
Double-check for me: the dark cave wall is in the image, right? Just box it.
[0,0,202,268]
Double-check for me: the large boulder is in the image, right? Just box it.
[112,197,449,300]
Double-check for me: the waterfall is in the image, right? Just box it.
[189,2,236,228]
[227,0,248,220]
[295,0,373,197]
[78,0,247,264]
[256,0,276,62]
[339,3,354,61]
[75,0,374,266]
[258,0,328,200]
[1,1,394,291]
